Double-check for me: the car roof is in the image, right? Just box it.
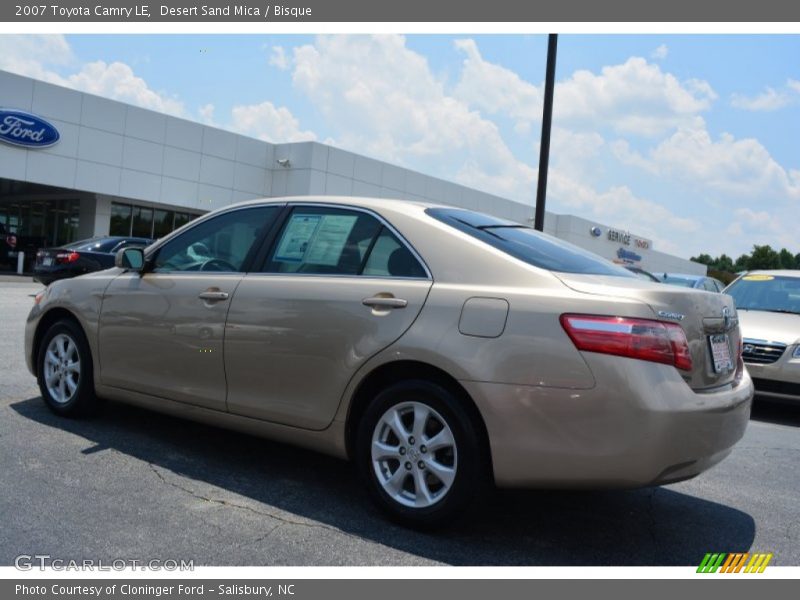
[228,195,442,215]
[662,273,704,280]
[744,270,800,278]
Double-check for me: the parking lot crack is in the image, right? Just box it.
[147,463,358,539]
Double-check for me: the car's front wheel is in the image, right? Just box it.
[356,380,488,528]
[37,319,101,417]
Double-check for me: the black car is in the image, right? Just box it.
[33,236,153,285]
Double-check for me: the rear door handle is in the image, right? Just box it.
[198,290,229,301]
[362,296,408,309]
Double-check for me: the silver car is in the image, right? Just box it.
[25,197,753,526]
[724,270,800,404]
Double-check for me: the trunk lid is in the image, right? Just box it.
[554,273,741,390]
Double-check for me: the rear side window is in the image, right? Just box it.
[426,208,634,277]
[363,229,427,278]
[263,206,427,278]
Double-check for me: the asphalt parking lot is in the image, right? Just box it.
[1,279,798,566]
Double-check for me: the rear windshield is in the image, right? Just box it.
[662,275,697,288]
[426,208,635,277]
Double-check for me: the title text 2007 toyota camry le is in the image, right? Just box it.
[25,197,753,526]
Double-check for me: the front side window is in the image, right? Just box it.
[153,206,279,273]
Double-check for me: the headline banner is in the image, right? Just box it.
[3,0,800,22]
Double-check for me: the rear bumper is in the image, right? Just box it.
[463,354,753,489]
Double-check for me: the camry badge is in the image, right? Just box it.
[658,310,685,321]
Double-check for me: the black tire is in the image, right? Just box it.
[355,379,489,528]
[36,319,101,417]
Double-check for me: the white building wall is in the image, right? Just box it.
[0,69,704,275]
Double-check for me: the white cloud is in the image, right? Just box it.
[64,61,186,116]
[230,101,316,143]
[651,44,669,60]
[547,172,699,255]
[0,35,186,117]
[452,38,543,134]
[645,118,800,200]
[288,35,536,200]
[731,79,800,111]
[198,103,216,125]
[554,57,717,136]
[451,43,715,138]
[725,208,800,252]
[0,34,74,83]
[269,46,290,70]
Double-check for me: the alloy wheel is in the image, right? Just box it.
[370,401,458,508]
[44,333,81,405]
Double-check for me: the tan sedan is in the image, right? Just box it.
[724,270,800,404]
[25,197,753,526]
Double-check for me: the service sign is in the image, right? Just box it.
[0,108,60,148]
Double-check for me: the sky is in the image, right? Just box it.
[0,33,798,260]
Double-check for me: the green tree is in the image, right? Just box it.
[715,254,734,272]
[734,254,751,272]
[749,245,781,270]
[778,248,795,269]
[691,253,714,266]
[795,253,800,269]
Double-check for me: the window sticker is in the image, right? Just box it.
[742,275,775,281]
[304,215,358,266]
[274,214,322,262]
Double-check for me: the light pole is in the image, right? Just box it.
[534,34,558,232]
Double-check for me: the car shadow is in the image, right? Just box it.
[11,397,756,566]
[750,398,800,427]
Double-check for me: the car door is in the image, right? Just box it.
[224,204,433,430]
[97,205,282,411]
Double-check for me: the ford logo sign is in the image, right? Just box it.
[0,108,60,148]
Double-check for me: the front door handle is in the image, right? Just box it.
[362,296,408,309]
[198,289,229,301]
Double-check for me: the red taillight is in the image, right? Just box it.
[560,314,693,372]
[56,251,80,264]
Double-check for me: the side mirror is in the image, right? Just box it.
[115,247,145,271]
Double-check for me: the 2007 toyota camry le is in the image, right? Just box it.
[25,196,753,527]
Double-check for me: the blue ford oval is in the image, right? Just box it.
[0,108,60,148]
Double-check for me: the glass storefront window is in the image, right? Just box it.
[153,209,174,239]
[110,202,199,238]
[110,203,133,236]
[173,212,195,231]
[132,206,154,238]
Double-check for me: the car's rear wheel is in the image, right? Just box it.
[356,380,488,528]
[37,319,101,417]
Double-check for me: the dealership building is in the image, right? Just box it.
[0,69,704,275]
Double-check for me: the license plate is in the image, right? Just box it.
[709,334,733,373]
[42,257,53,266]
